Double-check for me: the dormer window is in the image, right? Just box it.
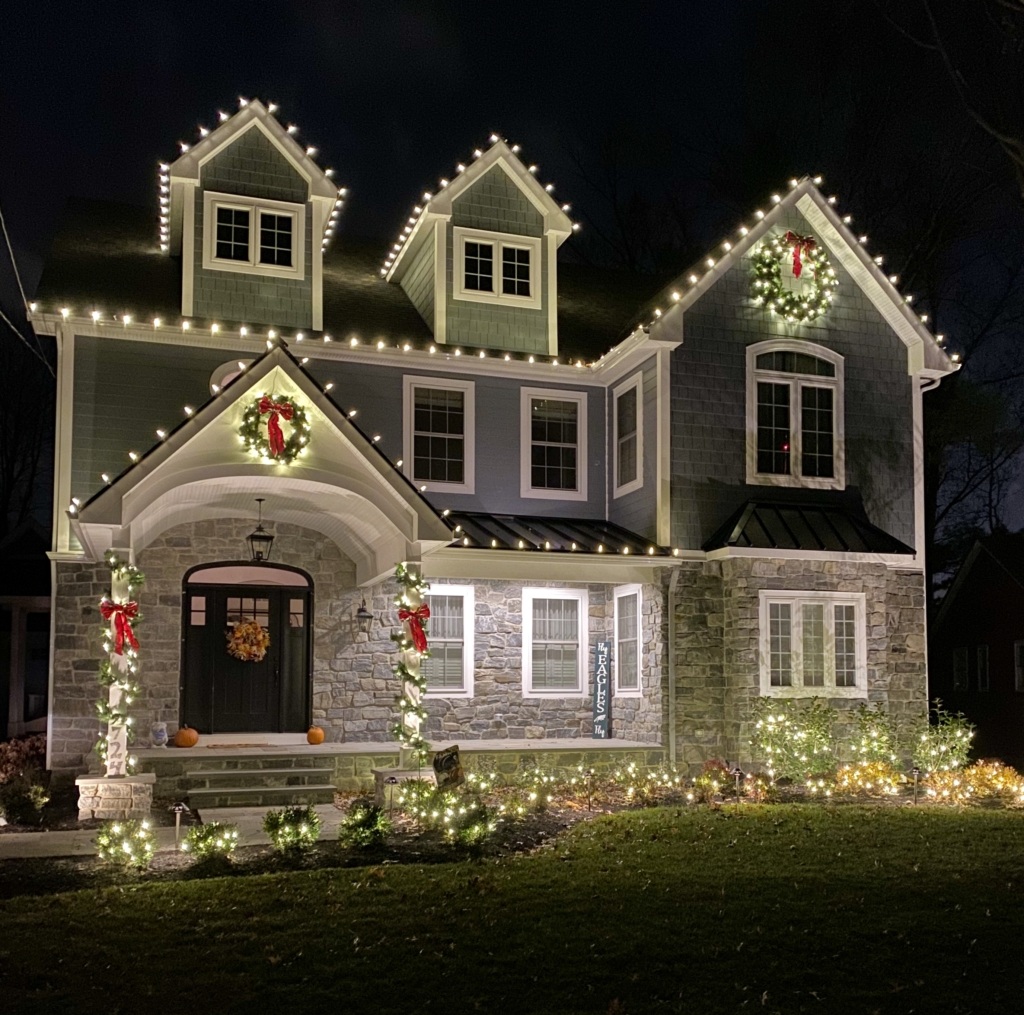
[203,192,305,280]
[453,226,541,309]
[745,340,845,490]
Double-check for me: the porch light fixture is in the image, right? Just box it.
[247,498,274,562]
[355,598,374,633]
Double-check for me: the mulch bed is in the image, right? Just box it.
[0,786,196,835]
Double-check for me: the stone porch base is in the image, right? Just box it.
[76,773,156,821]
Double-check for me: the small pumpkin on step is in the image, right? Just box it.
[306,725,325,745]
[174,725,200,748]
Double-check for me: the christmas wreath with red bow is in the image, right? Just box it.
[750,231,838,324]
[238,393,311,465]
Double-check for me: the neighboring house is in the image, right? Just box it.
[29,99,955,781]
[931,534,1024,765]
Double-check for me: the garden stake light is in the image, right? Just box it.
[173,802,188,844]
[912,766,921,805]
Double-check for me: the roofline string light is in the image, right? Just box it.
[380,133,580,278]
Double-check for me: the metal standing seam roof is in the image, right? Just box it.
[445,512,670,556]
[702,500,914,555]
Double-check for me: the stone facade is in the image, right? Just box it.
[672,556,928,770]
[76,773,155,820]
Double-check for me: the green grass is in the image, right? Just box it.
[3,805,1024,1014]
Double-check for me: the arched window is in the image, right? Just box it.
[745,341,845,489]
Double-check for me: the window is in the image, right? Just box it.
[520,387,588,501]
[976,644,990,691]
[953,647,969,691]
[421,585,475,697]
[758,591,866,696]
[613,373,643,497]
[614,585,642,695]
[746,341,844,489]
[202,191,305,280]
[523,588,588,696]
[453,226,542,309]
[402,376,475,494]
[1015,642,1024,693]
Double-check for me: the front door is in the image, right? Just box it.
[182,584,311,733]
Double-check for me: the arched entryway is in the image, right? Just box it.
[181,562,314,734]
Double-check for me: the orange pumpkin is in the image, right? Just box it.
[306,725,325,745]
[174,725,199,748]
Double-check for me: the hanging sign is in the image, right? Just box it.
[592,640,611,739]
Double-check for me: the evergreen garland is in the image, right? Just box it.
[390,562,432,762]
[750,233,838,323]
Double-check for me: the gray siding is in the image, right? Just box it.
[192,126,313,329]
[70,335,239,502]
[670,208,915,550]
[445,166,549,354]
[400,236,435,330]
[607,356,659,540]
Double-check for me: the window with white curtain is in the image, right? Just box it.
[421,586,474,697]
[523,588,587,695]
[614,584,642,694]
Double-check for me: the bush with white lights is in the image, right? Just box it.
[263,805,321,852]
[181,821,240,860]
[95,818,155,869]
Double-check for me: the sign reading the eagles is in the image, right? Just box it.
[238,393,312,464]
[593,640,611,739]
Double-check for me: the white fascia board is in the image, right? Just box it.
[705,546,922,571]
[423,547,684,583]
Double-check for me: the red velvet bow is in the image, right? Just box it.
[100,599,140,655]
[783,231,817,278]
[258,396,295,457]
[398,604,431,653]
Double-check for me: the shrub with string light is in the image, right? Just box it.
[339,797,392,849]
[850,702,903,765]
[611,760,687,807]
[751,231,838,323]
[912,703,974,773]
[263,805,321,852]
[181,822,240,860]
[750,697,838,782]
[395,780,498,846]
[924,760,1024,806]
[692,759,736,803]
[834,760,903,798]
[95,818,155,869]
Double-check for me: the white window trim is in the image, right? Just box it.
[452,225,542,310]
[202,190,306,281]
[745,339,845,491]
[422,584,475,699]
[522,587,588,698]
[520,387,588,502]
[613,583,643,697]
[612,372,644,498]
[757,590,867,698]
[402,375,476,495]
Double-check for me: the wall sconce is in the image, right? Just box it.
[355,597,374,633]
[246,497,274,562]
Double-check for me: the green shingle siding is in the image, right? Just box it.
[400,239,435,329]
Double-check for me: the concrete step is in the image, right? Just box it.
[186,783,338,809]
[186,767,333,788]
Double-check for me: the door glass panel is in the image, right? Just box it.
[190,595,206,626]
[289,598,304,628]
[226,597,269,626]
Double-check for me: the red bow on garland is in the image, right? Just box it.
[100,599,140,655]
[398,604,431,653]
[782,231,817,278]
[258,396,295,458]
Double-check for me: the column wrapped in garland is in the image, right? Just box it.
[96,552,144,777]
[389,562,431,764]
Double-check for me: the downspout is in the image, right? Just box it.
[667,565,681,766]
[918,373,943,707]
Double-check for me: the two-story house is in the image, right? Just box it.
[30,100,955,789]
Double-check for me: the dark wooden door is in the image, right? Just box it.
[182,585,311,733]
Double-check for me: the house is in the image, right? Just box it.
[930,533,1024,765]
[28,99,955,796]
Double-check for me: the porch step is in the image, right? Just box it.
[186,766,333,789]
[187,783,337,809]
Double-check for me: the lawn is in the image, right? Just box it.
[2,805,1023,1014]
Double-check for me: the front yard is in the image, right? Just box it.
[2,804,1023,1014]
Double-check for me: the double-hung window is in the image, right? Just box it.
[759,591,866,697]
[523,588,587,696]
[203,192,305,280]
[521,387,588,501]
[403,376,475,494]
[421,585,474,697]
[614,584,642,695]
[453,226,542,309]
[613,373,643,497]
[746,341,844,489]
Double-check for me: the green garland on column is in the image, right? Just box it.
[388,562,432,763]
[95,552,144,775]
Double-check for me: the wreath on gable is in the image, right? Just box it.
[226,620,271,663]
[238,393,311,464]
[750,231,838,324]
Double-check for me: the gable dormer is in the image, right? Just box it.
[165,100,341,331]
[384,139,574,355]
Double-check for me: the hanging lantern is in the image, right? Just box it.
[246,498,274,562]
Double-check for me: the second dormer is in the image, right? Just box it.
[384,140,574,356]
[164,100,342,331]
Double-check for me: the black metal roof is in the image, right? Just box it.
[703,500,914,555]
[446,512,669,556]
[35,198,672,362]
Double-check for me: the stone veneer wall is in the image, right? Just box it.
[672,557,928,770]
